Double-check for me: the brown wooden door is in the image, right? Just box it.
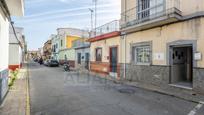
[110,47,118,73]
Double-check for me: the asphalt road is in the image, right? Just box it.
[29,62,201,115]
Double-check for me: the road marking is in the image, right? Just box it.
[188,102,204,115]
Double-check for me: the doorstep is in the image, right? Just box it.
[169,82,193,90]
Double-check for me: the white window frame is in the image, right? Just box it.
[131,42,152,65]
[137,0,165,19]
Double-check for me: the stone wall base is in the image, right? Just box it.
[90,61,120,77]
[120,64,204,102]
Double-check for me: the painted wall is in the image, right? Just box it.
[9,27,24,69]
[66,35,80,48]
[121,17,204,68]
[0,10,9,72]
[90,36,121,63]
[51,34,60,60]
[9,45,22,67]
[57,28,89,50]
[59,49,75,61]
[75,48,90,68]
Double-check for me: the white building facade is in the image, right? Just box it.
[9,27,24,70]
[0,0,24,104]
[51,34,60,60]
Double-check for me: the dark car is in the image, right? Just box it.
[33,58,38,62]
[47,59,59,67]
[38,58,43,65]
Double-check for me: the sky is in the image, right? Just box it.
[13,0,121,50]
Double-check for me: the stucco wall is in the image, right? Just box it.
[121,17,204,68]
[0,10,9,71]
[9,44,22,65]
[9,26,23,66]
[75,48,90,69]
[59,49,75,61]
[90,36,121,63]
[66,35,80,48]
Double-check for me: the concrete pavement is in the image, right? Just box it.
[28,62,203,115]
[0,66,28,115]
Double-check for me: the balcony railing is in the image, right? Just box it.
[121,0,182,29]
[90,20,119,38]
[72,39,90,49]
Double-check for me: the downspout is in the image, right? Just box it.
[121,0,127,80]
[124,34,126,79]
[121,32,126,79]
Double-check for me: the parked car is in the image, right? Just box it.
[43,60,49,66]
[46,59,59,67]
[33,58,38,62]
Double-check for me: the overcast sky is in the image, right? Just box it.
[13,0,121,50]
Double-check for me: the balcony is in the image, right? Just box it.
[120,0,182,33]
[72,39,90,49]
[90,20,120,38]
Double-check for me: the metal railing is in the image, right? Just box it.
[121,0,182,28]
[72,39,90,49]
[90,20,120,38]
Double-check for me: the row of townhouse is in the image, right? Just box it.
[43,0,204,100]
[43,39,52,60]
[0,0,24,103]
[50,28,89,68]
[87,0,204,100]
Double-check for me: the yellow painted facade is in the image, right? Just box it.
[121,18,204,68]
[66,35,80,48]
[90,36,121,63]
[121,0,204,68]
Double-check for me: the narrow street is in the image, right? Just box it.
[29,61,198,115]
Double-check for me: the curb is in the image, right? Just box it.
[88,71,202,104]
[26,62,30,115]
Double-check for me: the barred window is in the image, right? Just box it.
[132,43,151,64]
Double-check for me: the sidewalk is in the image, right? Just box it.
[84,70,204,103]
[0,66,28,115]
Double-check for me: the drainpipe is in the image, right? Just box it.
[121,32,126,79]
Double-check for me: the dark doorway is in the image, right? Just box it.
[85,53,90,70]
[170,46,193,86]
[110,47,118,73]
[77,53,81,64]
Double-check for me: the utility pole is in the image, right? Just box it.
[93,0,98,36]
[88,8,94,31]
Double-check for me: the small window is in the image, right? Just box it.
[95,48,102,62]
[132,43,151,64]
